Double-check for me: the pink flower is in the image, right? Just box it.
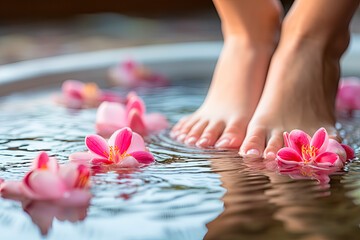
[54,80,124,109]
[336,77,360,114]
[0,152,91,205]
[70,127,155,167]
[276,128,354,168]
[96,93,169,137]
[108,59,169,88]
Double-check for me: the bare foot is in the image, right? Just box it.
[171,39,274,148]
[171,0,282,148]
[240,19,351,159]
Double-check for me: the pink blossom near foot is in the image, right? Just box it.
[0,152,92,206]
[54,80,125,109]
[276,128,354,168]
[70,127,155,167]
[108,59,169,88]
[336,77,360,114]
[96,93,169,137]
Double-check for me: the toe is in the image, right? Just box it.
[176,118,199,143]
[240,126,266,157]
[170,116,189,138]
[264,130,284,160]
[196,121,226,148]
[184,121,209,146]
[215,119,247,149]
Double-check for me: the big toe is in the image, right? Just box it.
[240,126,266,157]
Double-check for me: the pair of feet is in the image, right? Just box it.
[170,34,341,160]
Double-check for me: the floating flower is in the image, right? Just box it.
[54,80,124,108]
[276,128,354,168]
[96,93,169,137]
[70,127,155,167]
[336,77,360,114]
[0,152,91,205]
[108,59,169,88]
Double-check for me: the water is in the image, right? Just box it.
[0,79,360,240]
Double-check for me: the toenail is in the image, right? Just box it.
[177,134,187,142]
[196,138,209,147]
[170,130,180,138]
[185,137,197,145]
[245,149,260,157]
[215,139,229,148]
[265,152,276,160]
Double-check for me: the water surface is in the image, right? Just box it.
[0,79,359,240]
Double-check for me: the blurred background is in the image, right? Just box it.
[0,0,359,65]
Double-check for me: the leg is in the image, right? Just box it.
[240,0,359,158]
[171,0,282,148]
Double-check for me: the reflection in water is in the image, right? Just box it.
[1,195,89,235]
[205,154,360,240]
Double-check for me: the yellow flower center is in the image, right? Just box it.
[301,144,318,163]
[105,146,130,163]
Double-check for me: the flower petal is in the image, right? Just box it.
[126,95,146,116]
[118,156,141,168]
[32,152,58,173]
[288,130,311,155]
[0,181,22,197]
[310,128,329,153]
[128,109,147,136]
[130,151,155,164]
[85,135,109,158]
[111,127,133,155]
[283,132,290,148]
[127,132,147,153]
[326,139,347,163]
[62,80,84,99]
[96,102,126,129]
[91,158,114,164]
[341,144,355,160]
[59,164,79,189]
[277,147,303,163]
[314,152,341,166]
[23,171,66,200]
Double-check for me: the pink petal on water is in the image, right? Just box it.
[62,80,84,100]
[126,95,146,116]
[32,152,59,173]
[326,139,347,163]
[59,164,80,189]
[277,147,303,164]
[112,127,133,155]
[91,158,114,164]
[127,132,147,153]
[310,128,329,153]
[341,144,355,160]
[96,102,126,129]
[314,152,341,167]
[118,156,141,168]
[144,113,169,133]
[288,130,311,155]
[23,171,66,200]
[69,151,99,164]
[0,181,22,196]
[128,109,147,136]
[85,134,109,158]
[130,151,155,164]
